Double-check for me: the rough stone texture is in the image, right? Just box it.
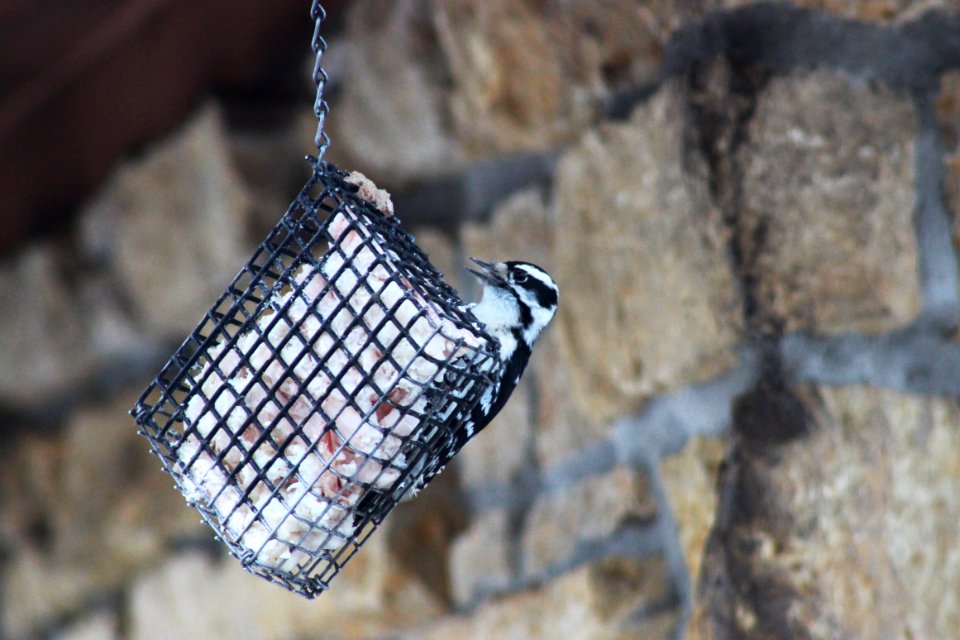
[128,542,445,640]
[79,104,253,339]
[737,70,920,334]
[5,5,960,639]
[412,227,459,289]
[449,509,513,605]
[939,71,960,240]
[56,395,205,559]
[54,610,119,640]
[521,467,657,579]
[227,109,318,239]
[0,245,95,409]
[530,327,607,471]
[949,148,960,240]
[0,232,164,414]
[554,80,742,423]
[382,468,469,606]
[694,386,960,640]
[0,394,205,639]
[326,0,465,185]
[432,0,689,157]
[2,544,94,640]
[461,187,554,274]
[723,0,958,22]
[407,557,679,640]
[658,435,726,591]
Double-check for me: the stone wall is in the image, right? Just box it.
[2,2,960,639]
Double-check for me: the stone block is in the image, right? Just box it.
[55,394,206,558]
[336,0,703,168]
[521,467,656,579]
[449,509,513,605]
[657,436,727,590]
[0,239,152,411]
[127,534,445,640]
[531,328,607,471]
[381,468,469,604]
[2,547,95,640]
[432,0,680,157]
[460,187,553,276]
[408,556,678,640]
[411,226,460,290]
[80,104,253,339]
[228,109,317,239]
[723,0,955,22]
[52,610,118,640]
[554,80,742,422]
[326,0,465,184]
[0,392,205,639]
[0,246,95,409]
[939,71,960,244]
[737,69,920,334]
[694,386,960,639]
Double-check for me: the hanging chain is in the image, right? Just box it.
[310,0,330,159]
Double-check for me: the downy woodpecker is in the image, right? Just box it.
[362,259,558,519]
[409,259,558,494]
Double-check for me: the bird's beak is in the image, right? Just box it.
[467,258,507,286]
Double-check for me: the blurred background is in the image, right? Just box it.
[2,1,960,639]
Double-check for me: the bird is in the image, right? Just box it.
[404,259,559,495]
[355,258,558,522]
[463,258,559,438]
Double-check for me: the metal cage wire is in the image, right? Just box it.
[132,160,502,596]
[310,0,331,157]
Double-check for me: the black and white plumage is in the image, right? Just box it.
[463,259,559,438]
[406,259,559,495]
[359,259,557,521]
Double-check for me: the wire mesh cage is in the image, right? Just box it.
[131,159,501,597]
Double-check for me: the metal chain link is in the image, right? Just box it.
[310,0,330,158]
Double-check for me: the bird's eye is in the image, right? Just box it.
[514,272,529,284]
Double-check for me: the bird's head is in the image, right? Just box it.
[467,258,558,347]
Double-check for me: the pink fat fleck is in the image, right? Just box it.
[375,387,410,423]
[316,430,345,496]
